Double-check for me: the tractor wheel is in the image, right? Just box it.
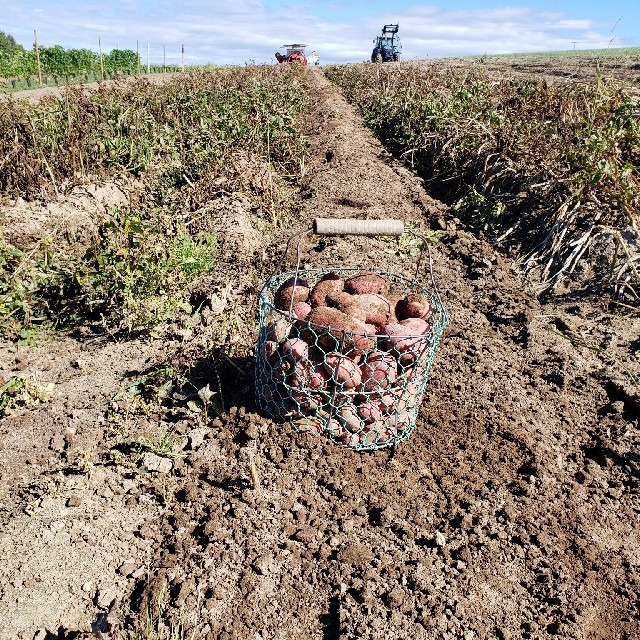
[375,52,383,63]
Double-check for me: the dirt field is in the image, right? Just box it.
[0,63,638,640]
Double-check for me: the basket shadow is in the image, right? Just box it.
[319,594,341,640]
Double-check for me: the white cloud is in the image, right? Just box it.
[0,3,627,66]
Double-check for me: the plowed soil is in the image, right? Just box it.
[0,68,638,640]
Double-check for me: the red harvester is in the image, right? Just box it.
[275,43,309,65]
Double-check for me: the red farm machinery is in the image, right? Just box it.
[275,43,309,65]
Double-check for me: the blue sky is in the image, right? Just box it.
[1,1,637,66]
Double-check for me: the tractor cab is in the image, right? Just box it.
[371,24,402,63]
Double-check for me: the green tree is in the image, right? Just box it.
[105,49,137,72]
[67,48,97,74]
[0,31,25,57]
[39,44,68,74]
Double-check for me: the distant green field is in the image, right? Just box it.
[491,47,640,58]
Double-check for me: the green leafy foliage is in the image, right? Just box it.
[452,188,508,236]
[0,42,138,80]
[82,209,218,329]
[0,31,25,57]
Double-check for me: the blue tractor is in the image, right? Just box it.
[371,24,402,63]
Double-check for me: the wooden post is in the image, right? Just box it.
[181,44,184,71]
[147,42,150,74]
[163,45,166,72]
[136,40,140,75]
[99,37,104,81]
[34,30,42,85]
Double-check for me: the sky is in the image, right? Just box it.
[1,1,637,66]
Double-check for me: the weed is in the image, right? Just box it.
[452,187,508,237]
[0,375,25,416]
[121,579,196,640]
[0,374,53,415]
[383,227,444,257]
[133,432,185,460]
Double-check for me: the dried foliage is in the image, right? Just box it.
[325,62,640,301]
[0,66,310,340]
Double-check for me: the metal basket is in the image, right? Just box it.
[254,218,449,451]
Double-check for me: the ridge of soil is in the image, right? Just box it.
[0,68,638,640]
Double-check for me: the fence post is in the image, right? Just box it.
[136,40,140,76]
[163,45,166,72]
[99,37,104,81]
[147,42,150,74]
[34,30,42,85]
[182,44,184,72]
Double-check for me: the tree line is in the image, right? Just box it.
[0,30,138,78]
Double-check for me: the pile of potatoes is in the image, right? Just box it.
[258,270,434,447]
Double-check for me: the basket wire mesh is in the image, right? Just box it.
[254,226,449,451]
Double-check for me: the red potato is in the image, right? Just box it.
[357,402,382,424]
[282,337,310,363]
[343,347,365,363]
[304,307,375,352]
[260,340,280,364]
[308,272,344,308]
[364,323,378,335]
[397,294,431,320]
[290,361,330,391]
[359,428,380,446]
[344,273,389,295]
[274,276,310,311]
[338,404,362,433]
[398,345,429,368]
[324,353,362,389]
[325,291,368,323]
[270,359,292,384]
[387,410,412,433]
[291,389,325,414]
[360,351,398,392]
[377,427,397,444]
[325,418,346,439]
[341,432,361,446]
[382,322,426,354]
[299,417,324,434]
[330,393,349,410]
[387,294,402,322]
[293,301,312,320]
[353,293,396,327]
[399,317,430,334]
[378,392,397,415]
[265,317,292,343]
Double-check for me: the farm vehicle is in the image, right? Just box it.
[275,44,310,66]
[371,24,402,63]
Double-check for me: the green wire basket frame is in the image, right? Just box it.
[254,218,449,451]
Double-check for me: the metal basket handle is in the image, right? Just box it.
[279,218,444,315]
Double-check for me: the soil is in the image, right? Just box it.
[1,66,639,640]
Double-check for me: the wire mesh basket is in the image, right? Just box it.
[255,218,449,451]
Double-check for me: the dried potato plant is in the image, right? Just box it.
[326,61,640,304]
